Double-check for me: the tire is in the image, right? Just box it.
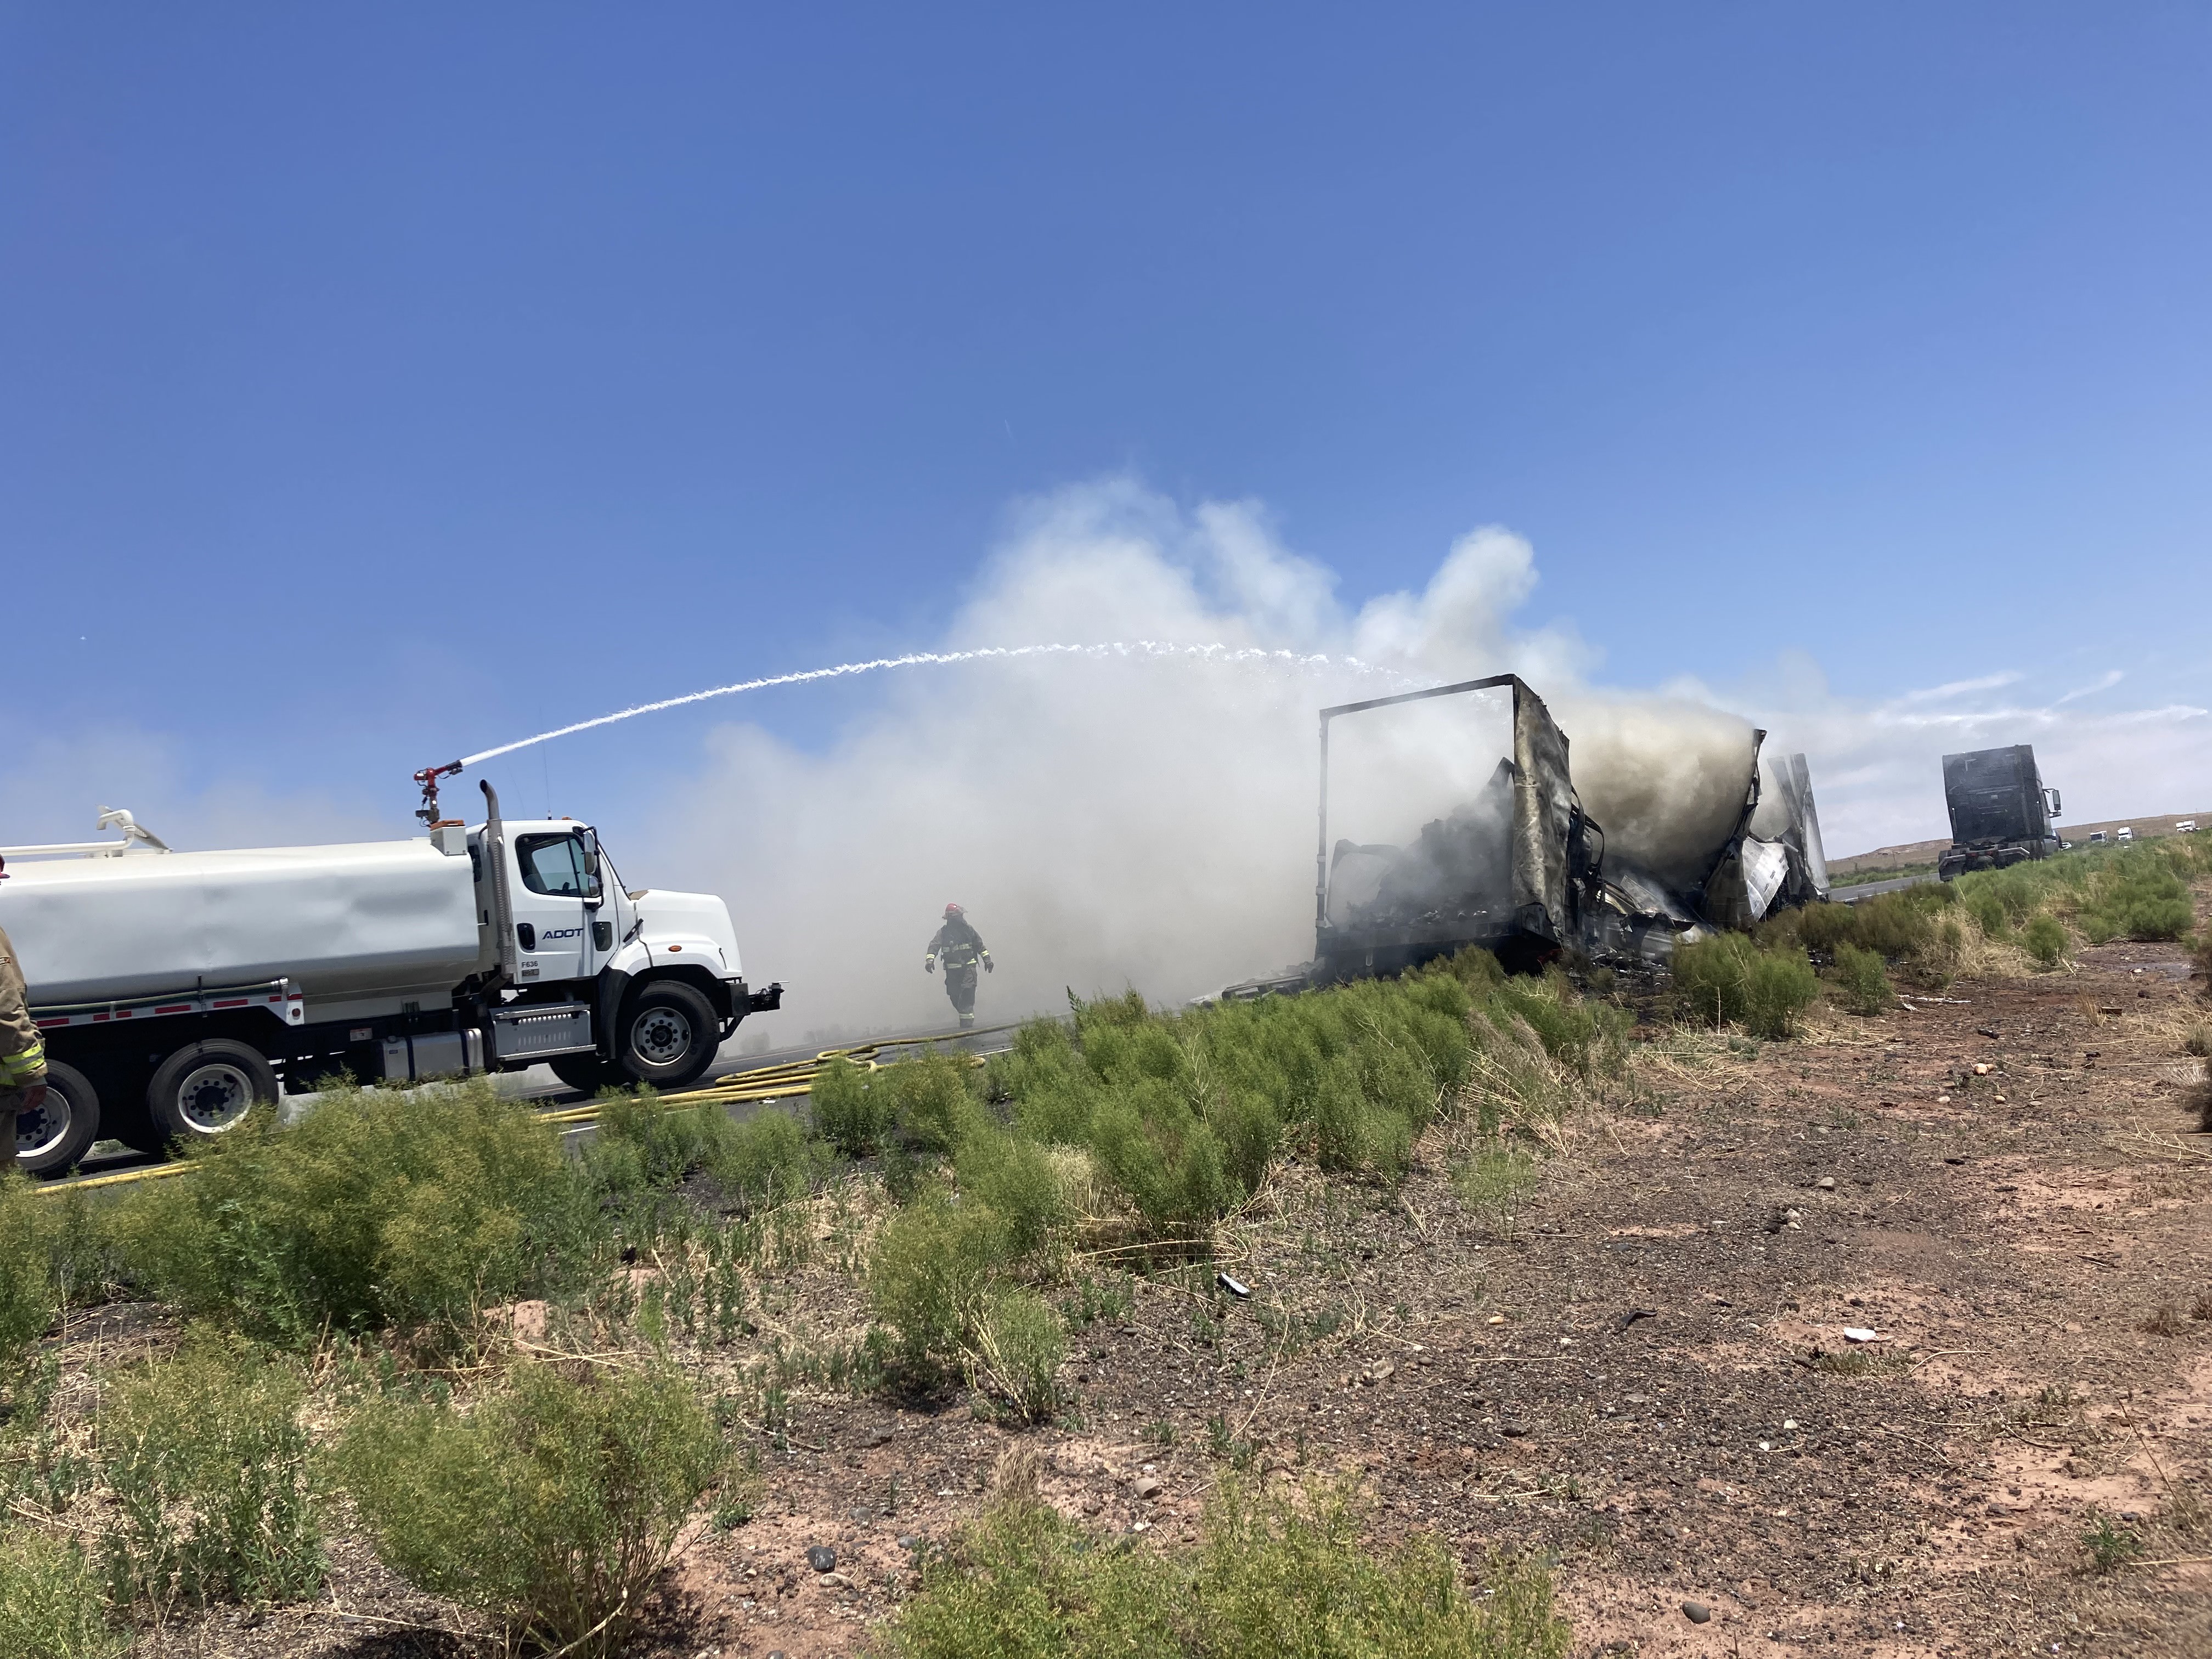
[145,1039,278,1148]
[548,1053,612,1096]
[16,1060,101,1177]
[613,981,720,1091]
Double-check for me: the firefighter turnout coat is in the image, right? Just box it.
[0,925,47,1095]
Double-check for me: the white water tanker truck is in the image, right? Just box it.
[3,782,780,1176]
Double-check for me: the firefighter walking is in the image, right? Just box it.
[0,857,50,1174]
[923,902,992,1029]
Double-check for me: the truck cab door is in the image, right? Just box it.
[509,828,600,988]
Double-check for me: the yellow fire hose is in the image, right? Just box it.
[37,1022,1019,1194]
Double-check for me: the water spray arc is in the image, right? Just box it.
[411,640,1397,823]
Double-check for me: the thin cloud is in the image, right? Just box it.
[2053,670,2125,706]
[1895,671,2023,704]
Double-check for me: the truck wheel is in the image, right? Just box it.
[16,1061,101,1177]
[145,1040,278,1148]
[614,981,720,1091]
[548,1053,611,1096]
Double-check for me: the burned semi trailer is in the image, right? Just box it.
[1937,746,2061,879]
[1223,678,1835,998]
[1699,748,1832,930]
[1312,675,1601,981]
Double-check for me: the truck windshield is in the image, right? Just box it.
[515,833,603,900]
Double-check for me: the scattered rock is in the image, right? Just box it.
[1816,1177,1836,1191]
[867,1426,894,1446]
[897,1534,922,1551]
[819,1571,853,1590]
[1682,1600,1713,1624]
[1135,1476,1164,1499]
[1841,1327,1878,1344]
[1500,1423,1528,1438]
[805,1544,838,1573]
[1362,1361,1396,1385]
[1973,1062,1990,1076]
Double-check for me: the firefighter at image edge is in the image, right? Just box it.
[0,856,52,1174]
[924,901,993,1029]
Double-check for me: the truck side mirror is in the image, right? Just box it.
[577,827,603,906]
[2046,788,2062,817]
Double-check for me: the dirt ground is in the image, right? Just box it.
[66,925,2212,1659]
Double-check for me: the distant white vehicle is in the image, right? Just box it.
[2088,830,2107,844]
[2115,826,2134,843]
[2179,820,2198,834]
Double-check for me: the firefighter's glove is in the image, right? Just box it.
[924,958,935,974]
[983,956,994,973]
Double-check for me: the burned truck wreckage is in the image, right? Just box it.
[1229,675,1829,995]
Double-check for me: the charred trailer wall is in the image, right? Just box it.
[1313,674,1598,982]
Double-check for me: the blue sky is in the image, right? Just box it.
[5,4,2209,856]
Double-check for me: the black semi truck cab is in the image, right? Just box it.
[1938,745,2061,879]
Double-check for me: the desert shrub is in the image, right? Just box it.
[1673,934,1820,1039]
[882,1476,1571,1659]
[707,1109,821,1210]
[1786,887,1957,967]
[811,1055,890,1154]
[967,1289,1066,1423]
[954,1122,1069,1260]
[100,1330,323,1613]
[1963,888,2010,941]
[0,1526,121,1659]
[2081,1509,2145,1574]
[2184,1022,2212,1059]
[588,1088,736,1192]
[2077,852,2195,943]
[337,1360,730,1659]
[1830,942,1893,1014]
[0,1177,56,1370]
[1452,1138,1540,1232]
[110,1077,582,1347]
[2023,913,2070,968]
[867,1192,1012,1379]
[885,1052,984,1152]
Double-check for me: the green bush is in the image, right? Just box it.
[1674,934,1820,1039]
[967,1288,1066,1423]
[887,1052,985,1152]
[0,1526,121,1659]
[1963,888,2010,941]
[811,1055,891,1154]
[1829,942,1893,1015]
[588,1087,735,1192]
[707,1109,821,1211]
[2023,913,2070,968]
[882,1476,1571,1659]
[1781,887,1953,966]
[99,1330,324,1613]
[867,1192,1009,1380]
[2077,851,2195,943]
[0,1177,57,1370]
[111,1077,583,1347]
[1452,1138,1539,1232]
[954,1122,1069,1260]
[337,1360,731,1659]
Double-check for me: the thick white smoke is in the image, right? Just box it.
[641,479,1762,1040]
